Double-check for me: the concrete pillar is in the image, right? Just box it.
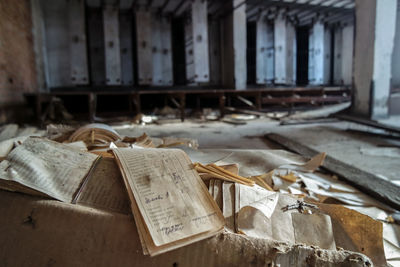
[256,11,268,85]
[185,0,210,85]
[342,24,354,85]
[256,12,274,85]
[191,0,210,83]
[274,10,296,85]
[221,0,247,90]
[119,12,134,86]
[323,26,332,84]
[151,15,173,86]
[135,8,152,85]
[266,23,274,84]
[308,20,324,85]
[31,0,49,91]
[353,0,397,119]
[333,26,343,85]
[209,19,221,85]
[69,0,89,85]
[103,5,121,85]
[160,17,173,86]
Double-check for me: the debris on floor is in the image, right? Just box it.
[0,122,398,266]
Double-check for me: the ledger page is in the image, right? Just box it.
[112,148,225,247]
[0,137,99,202]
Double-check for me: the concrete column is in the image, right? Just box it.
[323,26,332,84]
[353,0,397,118]
[274,10,296,85]
[69,0,89,85]
[152,15,173,86]
[135,8,152,85]
[342,24,354,85]
[119,12,134,86]
[221,0,247,90]
[266,22,274,84]
[308,20,324,85]
[103,5,121,85]
[209,19,221,85]
[31,0,49,91]
[191,0,210,83]
[256,11,268,85]
[333,25,342,85]
[160,17,173,86]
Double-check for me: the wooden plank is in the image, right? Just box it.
[68,0,89,85]
[119,12,134,86]
[262,95,350,104]
[135,9,153,85]
[265,133,400,210]
[336,114,400,135]
[103,6,122,85]
[191,0,210,83]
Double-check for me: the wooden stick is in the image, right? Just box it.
[208,163,255,185]
[194,164,253,186]
[252,176,274,191]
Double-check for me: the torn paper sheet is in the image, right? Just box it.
[317,203,386,266]
[291,213,336,250]
[237,184,279,219]
[280,152,326,173]
[236,184,279,239]
[0,137,99,203]
[222,182,235,232]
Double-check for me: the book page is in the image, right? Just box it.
[76,157,130,214]
[0,137,99,202]
[112,148,225,247]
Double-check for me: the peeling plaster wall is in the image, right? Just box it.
[0,0,37,106]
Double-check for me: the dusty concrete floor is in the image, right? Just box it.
[113,117,400,182]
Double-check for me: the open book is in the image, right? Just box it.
[0,137,100,203]
[112,148,225,256]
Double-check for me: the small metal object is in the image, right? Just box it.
[281,200,318,213]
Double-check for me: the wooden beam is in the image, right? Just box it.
[265,133,400,210]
